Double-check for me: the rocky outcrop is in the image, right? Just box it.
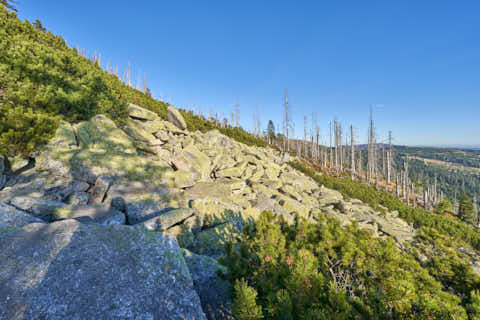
[167,106,188,130]
[183,249,233,320]
[0,202,45,228]
[53,204,126,226]
[0,219,206,320]
[0,103,425,318]
[128,103,160,121]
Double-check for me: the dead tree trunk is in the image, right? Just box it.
[284,89,290,151]
[423,186,428,210]
[396,174,400,198]
[387,131,392,184]
[351,125,355,179]
[329,121,333,169]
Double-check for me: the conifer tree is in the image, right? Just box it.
[468,290,480,320]
[1,0,17,11]
[0,106,59,174]
[267,120,275,144]
[459,193,475,224]
[435,198,452,215]
[232,279,263,320]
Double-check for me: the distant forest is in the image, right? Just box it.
[393,146,480,204]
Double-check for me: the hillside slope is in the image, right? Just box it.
[0,5,264,169]
[1,104,479,318]
[2,4,480,319]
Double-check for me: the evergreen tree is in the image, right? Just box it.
[435,198,452,215]
[0,106,59,174]
[232,278,263,320]
[468,290,480,320]
[33,19,46,32]
[0,0,17,11]
[459,193,475,224]
[267,120,275,143]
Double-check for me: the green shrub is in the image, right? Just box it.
[220,211,467,319]
[0,5,266,163]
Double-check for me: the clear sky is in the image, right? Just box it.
[17,1,480,146]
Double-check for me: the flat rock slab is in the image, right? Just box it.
[128,103,160,121]
[142,208,194,231]
[54,204,126,226]
[8,196,67,222]
[0,219,206,320]
[0,202,45,228]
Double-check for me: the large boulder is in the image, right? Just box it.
[0,202,45,228]
[106,182,172,225]
[124,119,163,154]
[0,219,206,319]
[184,182,231,201]
[128,103,160,121]
[167,106,187,130]
[180,145,211,179]
[8,196,67,222]
[182,249,233,320]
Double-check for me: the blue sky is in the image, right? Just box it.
[17,1,480,146]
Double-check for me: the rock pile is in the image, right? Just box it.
[0,103,416,319]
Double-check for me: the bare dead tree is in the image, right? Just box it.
[143,72,147,93]
[396,174,400,199]
[351,125,355,179]
[284,89,291,151]
[310,113,315,159]
[257,109,261,137]
[339,122,343,172]
[329,121,333,169]
[424,187,428,211]
[235,98,240,128]
[127,61,132,87]
[358,150,362,179]
[334,118,338,171]
[387,131,393,184]
[136,71,142,91]
[367,109,375,184]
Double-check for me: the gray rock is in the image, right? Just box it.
[142,208,194,231]
[0,220,206,320]
[0,171,74,203]
[128,103,160,121]
[110,196,127,213]
[53,204,126,226]
[0,202,45,228]
[8,196,67,222]
[88,175,112,204]
[67,192,89,206]
[0,174,5,190]
[183,249,233,320]
[281,152,290,163]
[106,181,171,225]
[167,106,187,130]
[184,182,231,201]
[72,180,90,192]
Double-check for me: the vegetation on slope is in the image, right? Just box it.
[220,211,476,319]
[0,6,264,167]
[219,161,480,318]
